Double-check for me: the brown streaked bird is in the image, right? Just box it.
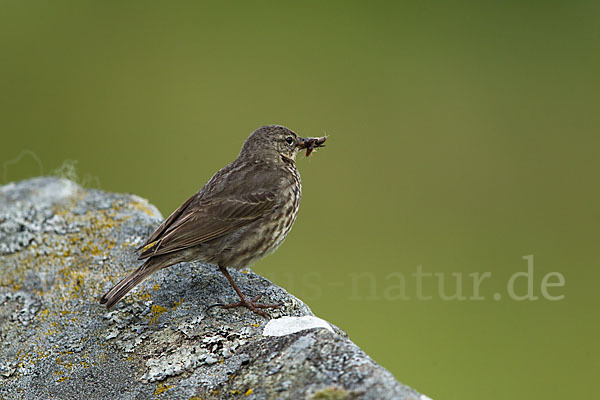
[100,125,326,317]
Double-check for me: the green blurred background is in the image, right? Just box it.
[1,1,598,398]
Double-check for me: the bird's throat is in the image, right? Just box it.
[280,154,296,165]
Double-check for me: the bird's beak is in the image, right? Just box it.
[296,136,327,157]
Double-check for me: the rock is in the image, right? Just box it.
[0,177,424,400]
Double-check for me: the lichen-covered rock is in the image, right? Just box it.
[0,177,424,400]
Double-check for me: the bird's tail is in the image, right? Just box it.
[100,258,163,309]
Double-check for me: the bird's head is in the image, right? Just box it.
[240,125,326,163]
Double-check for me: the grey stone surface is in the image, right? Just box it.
[0,177,423,400]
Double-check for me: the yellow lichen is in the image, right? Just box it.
[154,383,172,395]
[149,304,168,324]
[133,200,157,217]
[138,291,151,300]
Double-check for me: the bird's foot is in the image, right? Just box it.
[221,294,280,318]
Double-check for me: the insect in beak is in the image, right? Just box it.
[297,136,327,157]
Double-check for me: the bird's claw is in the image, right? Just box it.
[221,294,280,318]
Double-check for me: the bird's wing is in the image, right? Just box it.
[137,193,197,251]
[137,191,277,259]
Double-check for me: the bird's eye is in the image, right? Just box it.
[285,136,294,145]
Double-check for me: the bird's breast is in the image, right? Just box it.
[265,167,302,253]
[220,165,302,269]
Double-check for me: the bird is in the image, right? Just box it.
[100,125,326,317]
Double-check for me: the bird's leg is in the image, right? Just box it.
[218,266,280,318]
